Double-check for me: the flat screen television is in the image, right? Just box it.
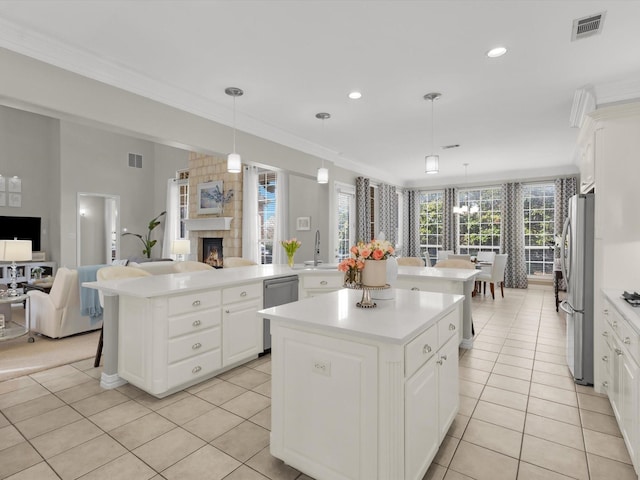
[0,216,41,251]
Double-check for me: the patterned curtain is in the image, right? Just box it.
[356,176,371,242]
[402,189,421,257]
[443,187,457,252]
[502,183,528,289]
[378,183,398,246]
[554,177,577,289]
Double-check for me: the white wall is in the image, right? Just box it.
[288,174,330,263]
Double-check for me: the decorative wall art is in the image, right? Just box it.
[296,216,311,231]
[197,181,234,215]
[8,177,21,193]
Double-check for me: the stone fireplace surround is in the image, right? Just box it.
[186,153,243,262]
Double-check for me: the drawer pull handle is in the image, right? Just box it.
[615,348,623,356]
[240,291,247,297]
[603,309,609,314]
[602,381,608,388]
[602,331,608,337]
[225,309,230,314]
[192,300,201,307]
[192,343,202,350]
[411,287,419,291]
[320,280,328,285]
[612,321,618,328]
[436,359,443,365]
[192,320,201,327]
[624,337,631,345]
[602,355,608,362]
[192,366,202,374]
[449,323,456,331]
[441,354,448,361]
[423,344,432,354]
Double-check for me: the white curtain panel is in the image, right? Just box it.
[162,178,179,259]
[272,171,289,264]
[242,165,260,264]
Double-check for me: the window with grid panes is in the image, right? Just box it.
[418,191,444,266]
[258,170,277,264]
[177,170,189,239]
[523,183,555,276]
[458,187,502,255]
[335,183,356,261]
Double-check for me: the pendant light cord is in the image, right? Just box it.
[232,95,237,153]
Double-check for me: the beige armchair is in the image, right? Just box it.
[173,261,215,273]
[433,259,476,270]
[28,267,103,338]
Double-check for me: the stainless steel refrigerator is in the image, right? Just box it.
[560,193,595,385]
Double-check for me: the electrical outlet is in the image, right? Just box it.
[312,360,331,376]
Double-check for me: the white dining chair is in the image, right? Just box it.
[396,257,425,267]
[437,250,453,261]
[476,254,508,299]
[476,251,496,263]
[448,254,471,261]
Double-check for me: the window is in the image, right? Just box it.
[335,182,356,261]
[458,187,502,254]
[418,191,444,265]
[258,170,277,264]
[523,183,555,276]
[177,170,189,239]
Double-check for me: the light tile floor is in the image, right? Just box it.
[0,285,636,479]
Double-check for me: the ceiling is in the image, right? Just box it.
[1,1,640,186]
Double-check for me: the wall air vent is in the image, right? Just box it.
[128,153,142,168]
[442,144,460,150]
[571,12,606,41]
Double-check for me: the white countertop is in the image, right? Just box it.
[260,288,464,344]
[603,289,640,335]
[84,264,478,298]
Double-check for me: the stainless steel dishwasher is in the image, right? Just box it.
[263,275,299,353]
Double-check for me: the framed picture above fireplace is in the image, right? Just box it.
[197,180,224,215]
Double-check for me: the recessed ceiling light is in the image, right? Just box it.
[348,91,362,100]
[486,46,507,58]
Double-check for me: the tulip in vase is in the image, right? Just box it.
[281,238,301,268]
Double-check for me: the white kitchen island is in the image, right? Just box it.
[261,288,464,480]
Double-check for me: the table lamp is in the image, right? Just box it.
[171,239,191,262]
[0,239,33,296]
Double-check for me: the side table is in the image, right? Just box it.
[0,294,34,342]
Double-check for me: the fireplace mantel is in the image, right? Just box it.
[184,217,233,231]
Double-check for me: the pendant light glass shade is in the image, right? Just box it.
[315,112,331,184]
[425,155,439,174]
[316,167,329,184]
[227,153,241,173]
[225,87,243,173]
[454,163,479,215]
[424,92,441,174]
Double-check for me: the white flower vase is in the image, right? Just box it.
[361,259,387,287]
[372,256,397,300]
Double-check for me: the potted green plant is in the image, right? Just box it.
[122,211,166,258]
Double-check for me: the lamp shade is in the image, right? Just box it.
[0,239,32,262]
[317,166,329,184]
[425,155,439,174]
[227,153,242,173]
[171,239,191,256]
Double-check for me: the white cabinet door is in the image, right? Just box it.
[437,334,459,441]
[222,298,263,366]
[620,349,639,467]
[405,356,438,480]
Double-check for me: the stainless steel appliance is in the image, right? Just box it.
[560,193,595,385]
[263,275,299,352]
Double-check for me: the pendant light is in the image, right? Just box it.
[454,163,479,214]
[424,92,442,174]
[225,87,243,173]
[316,112,330,184]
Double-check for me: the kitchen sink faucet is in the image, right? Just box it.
[314,229,320,266]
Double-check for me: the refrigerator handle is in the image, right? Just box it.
[560,216,571,284]
[560,300,574,315]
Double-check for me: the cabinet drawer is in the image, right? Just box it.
[168,291,221,316]
[222,283,262,304]
[303,275,343,289]
[168,310,221,339]
[617,319,640,365]
[438,309,459,345]
[168,327,221,364]
[167,349,221,389]
[405,325,438,378]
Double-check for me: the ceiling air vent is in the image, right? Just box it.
[571,12,606,41]
[128,153,142,168]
